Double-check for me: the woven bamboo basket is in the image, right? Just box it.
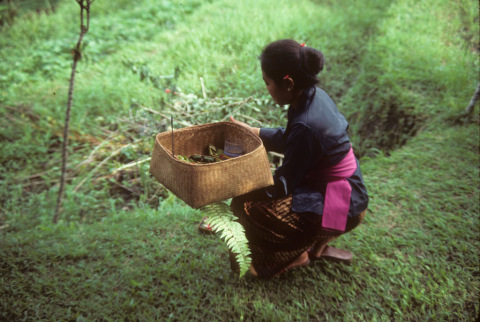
[149,122,274,208]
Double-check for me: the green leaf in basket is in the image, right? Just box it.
[207,144,228,162]
[190,154,203,162]
[203,156,216,163]
[208,144,218,157]
[190,155,217,163]
[176,155,195,163]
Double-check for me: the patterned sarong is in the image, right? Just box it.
[231,190,366,278]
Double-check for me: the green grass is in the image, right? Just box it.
[339,0,479,155]
[1,125,478,320]
[0,0,479,320]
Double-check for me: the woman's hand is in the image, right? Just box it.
[230,116,260,136]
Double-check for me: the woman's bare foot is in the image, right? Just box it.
[249,264,258,276]
[310,238,353,264]
[311,236,337,258]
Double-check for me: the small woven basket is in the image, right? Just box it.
[149,122,274,208]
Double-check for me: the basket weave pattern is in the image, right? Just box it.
[149,122,274,208]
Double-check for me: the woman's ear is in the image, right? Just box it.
[285,77,295,91]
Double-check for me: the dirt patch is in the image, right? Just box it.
[355,94,419,157]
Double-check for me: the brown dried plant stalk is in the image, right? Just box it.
[53,0,94,223]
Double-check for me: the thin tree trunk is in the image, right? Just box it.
[53,59,79,223]
[53,0,92,223]
[463,82,480,117]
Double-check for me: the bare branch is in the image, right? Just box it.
[79,1,84,36]
[54,0,93,223]
[463,82,480,116]
[85,1,91,33]
[239,113,264,125]
[111,157,152,175]
[221,97,252,121]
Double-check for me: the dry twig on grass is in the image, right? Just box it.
[73,139,141,192]
[463,83,480,118]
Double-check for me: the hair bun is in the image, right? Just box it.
[302,47,324,75]
[260,39,324,89]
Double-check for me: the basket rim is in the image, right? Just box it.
[155,121,265,167]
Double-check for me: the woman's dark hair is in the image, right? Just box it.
[260,39,324,90]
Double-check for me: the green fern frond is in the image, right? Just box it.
[199,202,251,277]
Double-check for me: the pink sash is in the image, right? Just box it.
[305,147,357,232]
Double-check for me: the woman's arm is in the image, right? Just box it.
[258,127,286,153]
[230,116,285,153]
[266,124,323,198]
[229,116,259,135]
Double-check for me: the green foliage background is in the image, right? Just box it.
[0,0,478,320]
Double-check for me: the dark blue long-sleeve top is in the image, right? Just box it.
[259,86,369,217]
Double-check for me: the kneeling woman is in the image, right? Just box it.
[230,39,369,278]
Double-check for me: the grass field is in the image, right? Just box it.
[1,125,478,320]
[1,0,479,320]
